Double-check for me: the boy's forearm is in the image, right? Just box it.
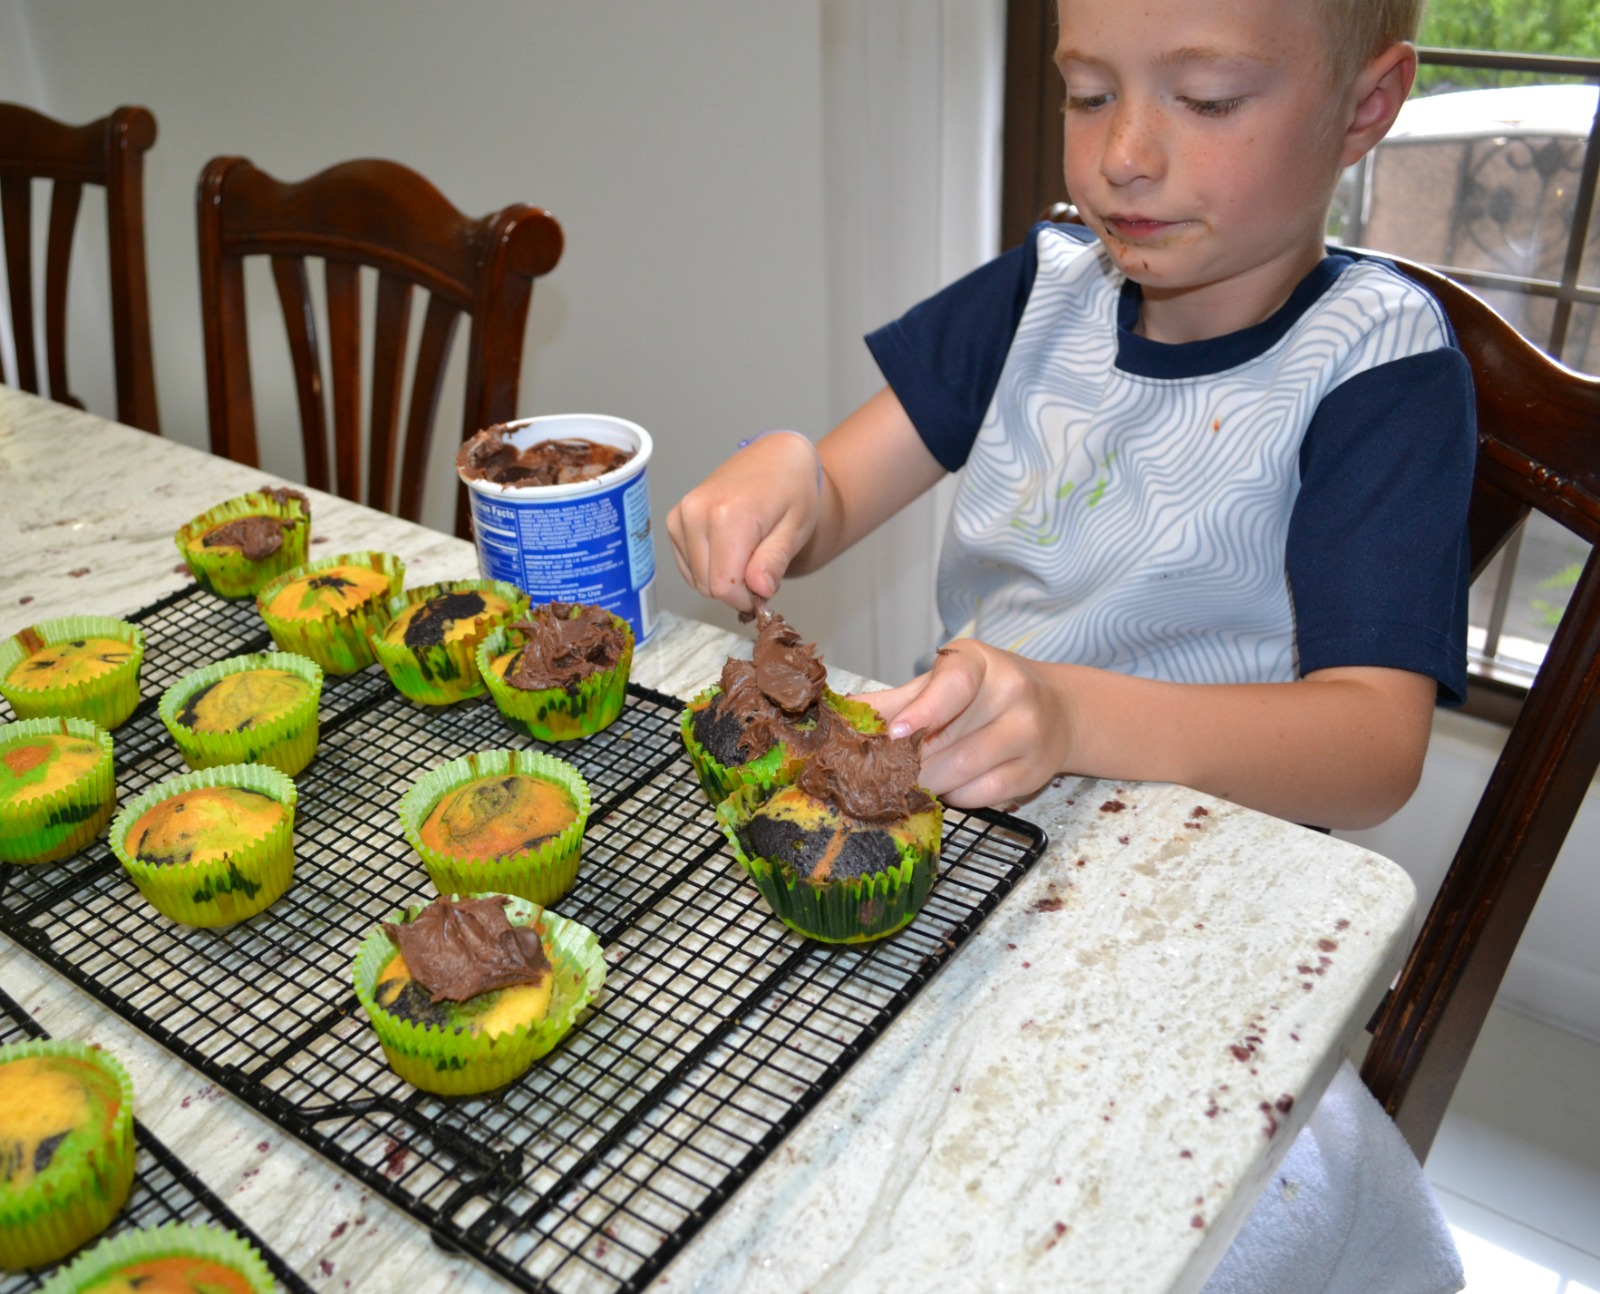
[790,388,945,575]
[1051,662,1435,830]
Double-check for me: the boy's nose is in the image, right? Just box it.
[1100,103,1164,186]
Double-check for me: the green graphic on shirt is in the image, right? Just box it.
[1009,450,1116,545]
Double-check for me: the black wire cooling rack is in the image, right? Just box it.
[0,584,1047,1293]
[0,983,314,1294]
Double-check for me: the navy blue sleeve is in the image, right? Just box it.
[864,225,1077,471]
[1287,348,1476,704]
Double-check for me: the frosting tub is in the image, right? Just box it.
[457,414,658,645]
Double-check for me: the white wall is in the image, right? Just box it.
[0,0,1002,687]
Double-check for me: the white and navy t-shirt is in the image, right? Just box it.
[866,222,1474,701]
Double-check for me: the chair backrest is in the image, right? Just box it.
[1360,255,1600,1159]
[0,102,160,433]
[196,156,563,537]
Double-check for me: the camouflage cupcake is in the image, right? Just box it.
[715,718,942,944]
[0,618,144,731]
[0,1040,135,1272]
[109,764,297,927]
[255,551,404,675]
[369,579,526,706]
[0,717,116,866]
[352,892,605,1096]
[37,1221,276,1293]
[680,611,880,806]
[174,486,311,600]
[158,652,323,777]
[477,603,633,741]
[398,749,590,907]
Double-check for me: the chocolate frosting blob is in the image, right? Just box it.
[797,713,933,822]
[385,895,551,1004]
[507,603,625,691]
[458,424,634,488]
[202,514,286,560]
[749,612,825,713]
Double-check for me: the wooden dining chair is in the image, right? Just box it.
[196,156,563,537]
[1359,255,1600,1160]
[0,102,160,433]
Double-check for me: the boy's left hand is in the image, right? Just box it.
[856,639,1074,809]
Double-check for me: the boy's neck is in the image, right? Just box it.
[1130,238,1329,344]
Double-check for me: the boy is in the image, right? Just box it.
[668,0,1473,834]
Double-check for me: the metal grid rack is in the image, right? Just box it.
[0,585,1047,1293]
[0,983,314,1294]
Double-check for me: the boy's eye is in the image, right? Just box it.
[1180,95,1246,117]
[1063,93,1111,113]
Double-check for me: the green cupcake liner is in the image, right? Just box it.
[37,1220,276,1293]
[0,618,145,731]
[476,610,634,741]
[254,551,404,675]
[352,892,606,1097]
[0,717,116,866]
[174,489,311,600]
[714,781,943,944]
[370,579,528,706]
[398,750,591,907]
[108,763,297,928]
[679,686,884,807]
[158,652,323,777]
[0,1040,135,1272]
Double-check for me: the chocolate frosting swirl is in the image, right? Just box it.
[506,603,626,691]
[749,612,825,713]
[384,895,551,1004]
[796,713,933,822]
[202,514,286,560]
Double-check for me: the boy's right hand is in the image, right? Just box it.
[666,431,823,615]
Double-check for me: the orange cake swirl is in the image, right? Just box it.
[0,732,105,807]
[171,669,312,734]
[73,1255,258,1293]
[0,1052,122,1192]
[260,563,391,622]
[124,787,285,867]
[3,637,136,694]
[418,773,578,859]
[381,589,514,650]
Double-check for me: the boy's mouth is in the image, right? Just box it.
[1102,215,1182,242]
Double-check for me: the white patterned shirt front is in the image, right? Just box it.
[937,226,1459,686]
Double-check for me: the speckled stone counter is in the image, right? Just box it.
[0,387,1415,1294]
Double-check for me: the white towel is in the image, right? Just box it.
[1200,1060,1464,1294]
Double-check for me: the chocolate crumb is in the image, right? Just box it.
[68,567,89,577]
[1100,799,1126,813]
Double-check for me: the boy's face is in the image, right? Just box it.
[1056,0,1358,338]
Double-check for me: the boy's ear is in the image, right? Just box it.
[1340,42,1418,167]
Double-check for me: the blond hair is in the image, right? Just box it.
[1317,0,1426,84]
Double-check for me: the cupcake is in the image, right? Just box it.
[0,1040,135,1272]
[397,749,590,907]
[109,764,297,927]
[681,611,881,805]
[369,579,526,706]
[477,602,633,741]
[0,618,144,731]
[0,717,116,866]
[254,551,403,675]
[716,713,943,943]
[158,652,323,777]
[352,892,605,1097]
[37,1222,276,1293]
[174,486,311,600]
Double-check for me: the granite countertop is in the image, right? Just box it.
[0,387,1416,1294]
